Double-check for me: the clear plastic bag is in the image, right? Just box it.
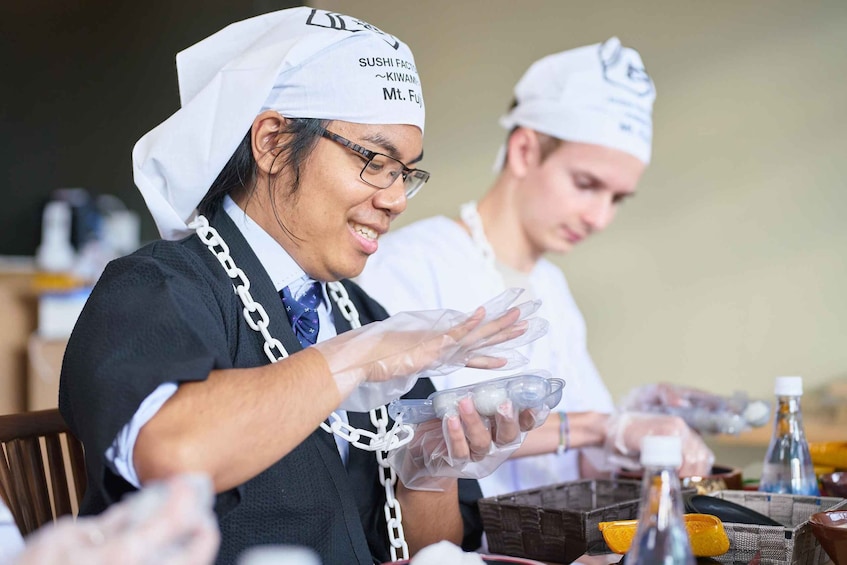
[619,383,770,435]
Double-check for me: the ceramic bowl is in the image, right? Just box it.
[616,465,743,493]
[820,472,847,498]
[809,510,847,565]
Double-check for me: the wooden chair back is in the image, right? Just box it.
[0,409,87,536]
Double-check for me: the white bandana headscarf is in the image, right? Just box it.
[133,7,425,240]
[497,37,655,168]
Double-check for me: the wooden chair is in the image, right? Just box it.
[0,409,87,536]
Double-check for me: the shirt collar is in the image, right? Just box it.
[223,195,329,304]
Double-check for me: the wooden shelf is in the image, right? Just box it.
[714,418,847,447]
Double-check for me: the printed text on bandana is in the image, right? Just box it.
[306,10,401,50]
[359,57,422,107]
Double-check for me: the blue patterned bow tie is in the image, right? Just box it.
[280,283,321,349]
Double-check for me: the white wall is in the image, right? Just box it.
[314,0,847,403]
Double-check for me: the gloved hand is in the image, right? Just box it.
[387,384,557,491]
[16,474,219,565]
[315,288,549,411]
[388,396,523,491]
[604,411,715,477]
[620,382,715,410]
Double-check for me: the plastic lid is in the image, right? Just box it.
[774,376,803,396]
[640,435,682,468]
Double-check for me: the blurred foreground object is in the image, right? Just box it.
[599,513,728,557]
[382,539,547,564]
[0,494,24,563]
[237,545,320,565]
[626,435,695,565]
[809,510,847,565]
[12,474,218,565]
[620,383,769,435]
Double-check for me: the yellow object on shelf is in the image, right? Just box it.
[598,513,730,557]
[32,272,88,292]
[810,442,847,470]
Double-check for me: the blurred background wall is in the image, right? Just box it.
[2,1,844,409]
[0,0,299,414]
[314,0,847,403]
[0,0,299,256]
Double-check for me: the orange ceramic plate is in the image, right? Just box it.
[598,513,730,557]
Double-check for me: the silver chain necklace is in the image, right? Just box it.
[189,214,410,560]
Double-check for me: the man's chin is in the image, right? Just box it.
[330,260,368,282]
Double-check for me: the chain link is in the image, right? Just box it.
[189,215,410,560]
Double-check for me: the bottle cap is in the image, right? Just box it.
[774,376,803,397]
[640,435,682,468]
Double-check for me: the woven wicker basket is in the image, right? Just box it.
[709,490,847,565]
[478,479,643,563]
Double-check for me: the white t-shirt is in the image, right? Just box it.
[357,216,614,496]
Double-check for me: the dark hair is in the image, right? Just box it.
[198,117,328,217]
[499,98,562,170]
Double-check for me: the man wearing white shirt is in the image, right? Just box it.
[358,37,712,506]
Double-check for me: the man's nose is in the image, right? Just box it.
[583,196,616,232]
[373,177,408,217]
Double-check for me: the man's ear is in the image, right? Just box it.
[251,111,288,175]
[504,127,543,178]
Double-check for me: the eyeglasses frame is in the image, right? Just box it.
[319,128,430,198]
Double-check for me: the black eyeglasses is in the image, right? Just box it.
[319,128,430,198]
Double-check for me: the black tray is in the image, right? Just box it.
[684,494,783,526]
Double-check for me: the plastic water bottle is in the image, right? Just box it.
[627,435,695,565]
[758,376,819,495]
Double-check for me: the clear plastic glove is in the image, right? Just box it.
[315,288,549,411]
[619,383,770,435]
[388,396,521,491]
[603,411,715,477]
[388,388,555,491]
[15,474,219,565]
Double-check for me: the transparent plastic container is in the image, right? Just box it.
[387,371,564,425]
[758,376,819,495]
[627,435,695,565]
